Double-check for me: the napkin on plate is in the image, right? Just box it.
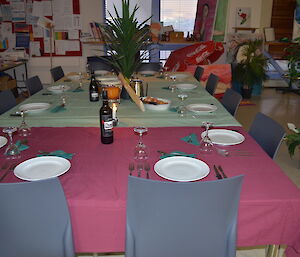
[180,133,200,146]
[159,150,196,159]
[15,140,30,151]
[50,105,66,113]
[37,150,74,160]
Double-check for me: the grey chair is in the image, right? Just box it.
[0,90,17,115]
[25,75,43,96]
[194,66,204,81]
[50,66,65,82]
[87,56,113,73]
[249,112,286,159]
[205,73,219,96]
[220,88,242,116]
[126,175,244,257]
[136,62,161,72]
[0,178,75,257]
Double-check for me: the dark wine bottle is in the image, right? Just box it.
[100,90,113,144]
[89,72,99,102]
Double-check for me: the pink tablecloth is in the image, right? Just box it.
[1,127,300,256]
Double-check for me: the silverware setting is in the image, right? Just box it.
[216,148,254,157]
[137,162,143,177]
[129,162,134,176]
[213,165,228,179]
[129,162,150,178]
[0,163,17,182]
[144,162,150,179]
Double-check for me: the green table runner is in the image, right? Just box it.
[0,79,241,128]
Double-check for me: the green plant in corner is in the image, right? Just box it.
[101,0,151,79]
[286,123,300,157]
[284,39,300,79]
[234,40,268,94]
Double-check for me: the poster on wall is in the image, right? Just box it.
[212,0,229,42]
[293,1,300,39]
[193,0,218,42]
[235,8,251,27]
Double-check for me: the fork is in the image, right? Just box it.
[137,163,143,177]
[129,162,134,176]
[144,162,150,179]
[0,163,17,182]
[218,165,227,178]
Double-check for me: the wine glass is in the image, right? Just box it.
[177,93,188,118]
[18,111,31,137]
[3,127,20,159]
[133,126,148,160]
[199,121,214,154]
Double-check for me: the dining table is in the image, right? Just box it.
[0,72,299,257]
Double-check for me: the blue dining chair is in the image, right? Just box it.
[220,88,242,116]
[0,90,17,115]
[0,178,75,257]
[205,73,219,96]
[50,66,65,82]
[194,66,204,81]
[136,62,161,72]
[87,56,113,73]
[249,112,286,159]
[126,175,244,257]
[25,75,43,96]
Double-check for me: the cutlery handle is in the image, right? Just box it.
[218,166,227,178]
[213,165,222,179]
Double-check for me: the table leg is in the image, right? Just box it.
[266,245,280,257]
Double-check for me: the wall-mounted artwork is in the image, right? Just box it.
[213,0,229,42]
[235,7,251,27]
[193,0,218,42]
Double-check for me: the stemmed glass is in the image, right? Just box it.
[133,126,148,160]
[18,111,31,137]
[177,93,188,118]
[199,121,214,154]
[3,127,20,159]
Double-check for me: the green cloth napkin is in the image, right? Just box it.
[162,86,170,90]
[170,107,178,112]
[72,87,84,92]
[156,75,164,79]
[159,150,196,159]
[141,74,154,77]
[181,133,200,146]
[15,140,29,151]
[37,150,74,160]
[50,105,66,113]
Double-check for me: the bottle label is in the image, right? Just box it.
[91,92,99,98]
[103,119,113,130]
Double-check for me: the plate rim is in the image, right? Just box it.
[47,85,71,92]
[154,156,210,182]
[19,102,51,112]
[14,156,71,181]
[176,83,197,90]
[201,129,245,145]
[139,70,157,75]
[186,103,217,113]
[0,136,8,148]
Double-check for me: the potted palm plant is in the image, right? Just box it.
[101,0,151,99]
[286,123,300,161]
[234,40,268,99]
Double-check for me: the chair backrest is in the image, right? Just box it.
[0,178,75,257]
[87,56,113,72]
[220,88,242,116]
[249,112,286,159]
[126,175,244,257]
[25,75,43,96]
[0,90,17,115]
[136,62,161,72]
[50,66,65,82]
[194,66,204,81]
[205,73,219,96]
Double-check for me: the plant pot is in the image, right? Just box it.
[241,88,252,99]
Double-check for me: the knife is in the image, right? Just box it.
[213,165,223,179]
[218,165,227,178]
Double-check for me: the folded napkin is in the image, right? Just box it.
[169,107,178,112]
[72,87,84,92]
[162,86,170,90]
[141,74,154,77]
[156,75,164,79]
[37,150,74,160]
[15,140,29,151]
[180,133,200,146]
[159,150,196,159]
[50,105,66,113]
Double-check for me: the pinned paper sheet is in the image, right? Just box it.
[30,41,41,57]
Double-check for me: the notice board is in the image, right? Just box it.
[0,0,82,57]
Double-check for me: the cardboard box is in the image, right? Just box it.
[0,76,18,97]
[169,31,184,42]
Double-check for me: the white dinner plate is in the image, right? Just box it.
[139,70,157,75]
[0,136,8,149]
[14,156,71,181]
[201,129,245,146]
[94,70,110,76]
[186,104,217,113]
[96,75,118,82]
[19,103,51,114]
[68,75,80,81]
[171,73,189,81]
[47,85,71,94]
[176,83,197,91]
[154,156,210,182]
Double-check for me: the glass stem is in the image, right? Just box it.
[8,132,13,144]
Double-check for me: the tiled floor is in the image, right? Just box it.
[76,80,300,257]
